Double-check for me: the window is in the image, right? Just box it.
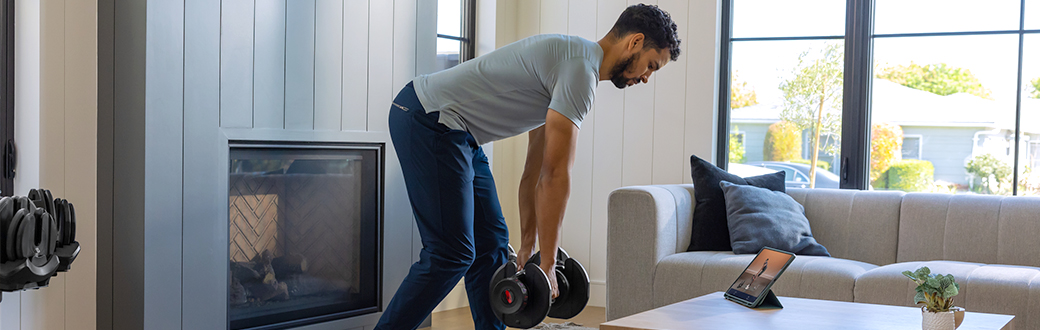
[0,0,13,196]
[722,0,846,189]
[435,0,475,72]
[902,135,922,160]
[719,0,1040,196]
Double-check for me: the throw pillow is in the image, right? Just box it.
[687,155,786,251]
[720,180,830,256]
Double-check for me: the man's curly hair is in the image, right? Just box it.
[609,4,682,61]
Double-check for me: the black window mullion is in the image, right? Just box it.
[839,0,874,190]
[716,0,733,169]
[1,0,13,197]
[1013,0,1026,195]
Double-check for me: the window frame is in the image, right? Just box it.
[1,0,13,196]
[717,0,1040,195]
[436,0,476,66]
[901,134,923,160]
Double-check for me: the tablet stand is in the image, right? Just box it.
[752,290,783,309]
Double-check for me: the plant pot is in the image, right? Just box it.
[922,307,965,330]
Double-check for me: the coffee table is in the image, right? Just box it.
[600,292,1014,330]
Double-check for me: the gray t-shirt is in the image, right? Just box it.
[413,34,603,145]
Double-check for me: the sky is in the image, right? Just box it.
[730,0,1040,118]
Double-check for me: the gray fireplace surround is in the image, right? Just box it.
[96,0,426,329]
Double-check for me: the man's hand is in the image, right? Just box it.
[540,261,559,300]
[516,244,536,270]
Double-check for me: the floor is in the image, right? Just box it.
[419,306,606,330]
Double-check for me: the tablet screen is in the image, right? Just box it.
[726,248,794,304]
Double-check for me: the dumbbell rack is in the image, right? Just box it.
[0,188,80,302]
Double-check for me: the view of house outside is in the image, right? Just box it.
[727,0,1040,196]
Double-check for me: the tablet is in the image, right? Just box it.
[724,247,795,308]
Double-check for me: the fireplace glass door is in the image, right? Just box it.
[228,143,382,330]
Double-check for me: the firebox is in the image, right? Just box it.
[227,143,383,330]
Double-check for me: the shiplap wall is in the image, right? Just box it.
[493,0,721,307]
[1,0,98,329]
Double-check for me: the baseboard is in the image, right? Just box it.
[589,280,606,307]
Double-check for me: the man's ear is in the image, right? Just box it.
[626,33,645,52]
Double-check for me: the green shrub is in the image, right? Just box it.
[764,121,801,162]
[729,126,746,164]
[965,154,1013,195]
[790,158,830,172]
[878,159,934,192]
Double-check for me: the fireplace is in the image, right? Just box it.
[227,143,383,330]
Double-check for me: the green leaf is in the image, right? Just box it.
[944,284,959,298]
[902,270,915,280]
[916,267,931,278]
[926,277,940,289]
[914,291,927,304]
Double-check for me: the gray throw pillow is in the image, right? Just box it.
[720,180,830,256]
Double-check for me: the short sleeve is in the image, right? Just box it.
[547,58,597,128]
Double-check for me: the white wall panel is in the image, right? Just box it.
[315,0,344,131]
[684,0,721,182]
[540,0,568,34]
[342,0,369,131]
[559,0,597,290]
[588,0,628,307]
[652,0,688,185]
[366,0,394,132]
[253,0,287,129]
[285,0,316,130]
[220,0,255,128]
[620,0,656,188]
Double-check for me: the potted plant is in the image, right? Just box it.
[903,267,965,330]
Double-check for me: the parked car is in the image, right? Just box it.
[744,161,840,189]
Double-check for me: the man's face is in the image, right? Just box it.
[610,47,671,89]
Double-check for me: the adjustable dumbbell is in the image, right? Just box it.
[489,246,590,329]
[0,195,60,291]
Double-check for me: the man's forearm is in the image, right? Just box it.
[534,172,570,266]
[518,174,539,249]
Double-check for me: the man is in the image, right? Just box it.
[377,4,681,329]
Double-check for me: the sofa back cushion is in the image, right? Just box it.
[786,188,903,266]
[898,194,1040,267]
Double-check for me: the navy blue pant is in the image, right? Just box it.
[375,82,509,330]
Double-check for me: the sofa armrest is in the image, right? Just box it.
[606,184,694,320]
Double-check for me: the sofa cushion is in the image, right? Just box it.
[687,155,786,251]
[652,251,876,308]
[720,181,830,256]
[855,261,1040,329]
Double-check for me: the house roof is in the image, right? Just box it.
[732,78,1040,134]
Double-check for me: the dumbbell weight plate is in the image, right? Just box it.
[547,257,590,319]
[490,262,551,329]
[6,208,27,261]
[68,202,76,244]
[16,211,36,261]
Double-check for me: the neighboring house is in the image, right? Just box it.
[731,78,1040,186]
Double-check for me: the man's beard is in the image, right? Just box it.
[610,54,637,89]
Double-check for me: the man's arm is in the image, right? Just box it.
[534,110,579,295]
[517,125,546,266]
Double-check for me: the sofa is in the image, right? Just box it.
[607,185,1040,328]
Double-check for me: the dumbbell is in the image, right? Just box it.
[0,195,60,291]
[489,246,590,329]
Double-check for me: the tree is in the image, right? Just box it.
[731,71,759,109]
[779,42,843,188]
[1030,77,1040,99]
[877,63,992,99]
[764,121,802,162]
[870,123,903,186]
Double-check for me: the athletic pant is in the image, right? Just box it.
[375,82,509,330]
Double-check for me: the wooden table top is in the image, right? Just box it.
[600,292,1015,330]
